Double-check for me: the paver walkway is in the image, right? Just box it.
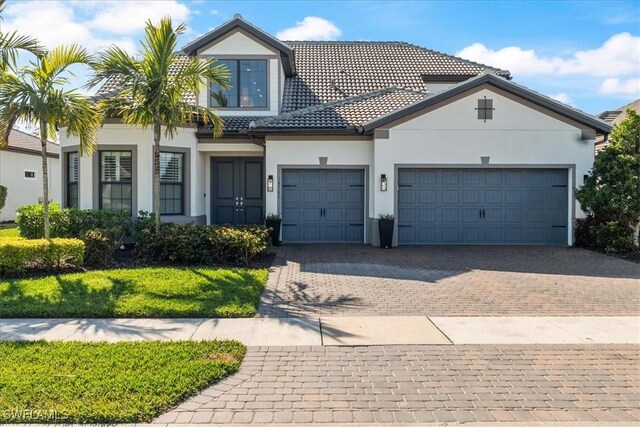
[157,344,640,424]
[259,245,640,317]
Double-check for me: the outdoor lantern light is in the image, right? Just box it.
[380,174,388,192]
[267,175,274,192]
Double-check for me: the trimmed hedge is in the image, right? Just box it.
[15,206,270,267]
[0,237,84,275]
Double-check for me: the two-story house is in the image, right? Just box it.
[59,14,611,246]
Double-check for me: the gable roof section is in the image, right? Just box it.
[4,129,59,157]
[281,41,510,112]
[182,14,296,77]
[360,73,612,134]
[248,87,428,133]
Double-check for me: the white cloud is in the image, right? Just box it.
[276,17,341,41]
[89,1,190,35]
[549,93,572,105]
[599,78,640,96]
[2,0,191,52]
[457,32,640,78]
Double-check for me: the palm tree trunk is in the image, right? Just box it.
[153,122,161,232]
[40,118,50,239]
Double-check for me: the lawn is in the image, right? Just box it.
[0,266,268,318]
[0,340,245,423]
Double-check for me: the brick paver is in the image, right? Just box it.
[158,344,640,424]
[259,245,640,317]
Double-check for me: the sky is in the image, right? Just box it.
[3,0,639,115]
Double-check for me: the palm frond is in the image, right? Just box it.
[0,30,45,69]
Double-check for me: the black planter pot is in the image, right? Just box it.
[266,219,282,246]
[378,219,394,248]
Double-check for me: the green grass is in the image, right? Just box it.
[0,226,19,237]
[0,340,245,423]
[0,266,268,318]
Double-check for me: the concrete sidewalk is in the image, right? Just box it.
[1,316,638,345]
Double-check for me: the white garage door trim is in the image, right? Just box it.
[393,164,575,246]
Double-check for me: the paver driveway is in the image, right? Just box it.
[259,245,640,317]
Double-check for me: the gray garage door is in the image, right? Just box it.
[398,169,568,244]
[282,169,364,242]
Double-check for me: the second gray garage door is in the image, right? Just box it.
[281,169,364,242]
[398,168,568,244]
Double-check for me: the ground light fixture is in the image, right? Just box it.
[380,174,388,191]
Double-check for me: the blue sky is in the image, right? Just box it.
[4,0,639,114]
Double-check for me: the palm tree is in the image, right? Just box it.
[0,45,99,238]
[0,0,44,69]
[90,17,230,231]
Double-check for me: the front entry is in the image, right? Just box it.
[210,157,264,225]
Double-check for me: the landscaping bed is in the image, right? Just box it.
[0,340,244,423]
[0,266,268,318]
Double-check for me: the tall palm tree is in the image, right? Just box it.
[0,45,99,238]
[0,0,44,69]
[90,17,230,231]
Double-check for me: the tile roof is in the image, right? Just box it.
[597,99,640,126]
[96,35,510,134]
[4,129,59,156]
[250,87,428,130]
[280,41,509,112]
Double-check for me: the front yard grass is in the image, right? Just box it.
[0,226,19,237]
[0,340,245,423]
[0,266,268,318]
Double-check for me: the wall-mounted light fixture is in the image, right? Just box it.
[267,175,274,192]
[380,174,388,192]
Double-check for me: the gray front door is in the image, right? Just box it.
[211,157,264,225]
[281,169,365,242]
[398,168,568,244]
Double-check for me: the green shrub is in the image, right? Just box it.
[593,221,636,254]
[0,185,7,215]
[16,203,69,238]
[0,237,84,275]
[210,226,270,266]
[83,229,121,267]
[134,219,270,266]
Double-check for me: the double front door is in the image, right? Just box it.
[211,157,264,225]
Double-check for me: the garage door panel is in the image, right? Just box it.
[398,168,568,244]
[281,169,364,242]
[442,190,459,204]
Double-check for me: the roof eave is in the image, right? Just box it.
[182,15,296,77]
[362,74,612,134]
[247,126,361,136]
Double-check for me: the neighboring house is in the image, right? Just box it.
[59,14,611,246]
[595,99,640,152]
[0,129,60,221]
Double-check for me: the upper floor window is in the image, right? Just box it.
[210,59,267,108]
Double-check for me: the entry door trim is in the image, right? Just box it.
[210,156,265,225]
[278,165,369,243]
[394,164,575,246]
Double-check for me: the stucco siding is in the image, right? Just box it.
[265,137,374,222]
[374,87,595,244]
[0,151,60,221]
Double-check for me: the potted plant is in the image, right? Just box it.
[265,213,282,246]
[378,214,395,248]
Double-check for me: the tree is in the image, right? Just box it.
[0,0,44,70]
[576,109,640,252]
[90,17,230,231]
[0,45,99,238]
